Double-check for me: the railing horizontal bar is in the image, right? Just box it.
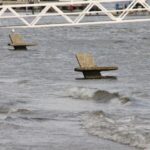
[0,8,149,19]
[0,0,133,8]
[0,18,150,29]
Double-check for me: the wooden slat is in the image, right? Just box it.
[9,34,26,45]
[76,52,96,68]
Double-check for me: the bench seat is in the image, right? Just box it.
[75,66,118,71]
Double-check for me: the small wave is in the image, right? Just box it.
[114,40,125,44]
[0,108,32,120]
[11,108,31,113]
[17,80,29,84]
[66,87,94,100]
[0,79,28,84]
[0,106,11,120]
[66,87,130,104]
[6,116,50,122]
[82,111,150,149]
[0,106,10,114]
[0,114,8,120]
[142,37,149,40]
[93,90,119,102]
[0,79,19,83]
[5,109,58,122]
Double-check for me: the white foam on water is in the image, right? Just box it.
[82,111,150,149]
[65,87,130,104]
[0,114,8,120]
[66,87,95,100]
[144,144,150,150]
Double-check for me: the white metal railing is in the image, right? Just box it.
[0,0,149,28]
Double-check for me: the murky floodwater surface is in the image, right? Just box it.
[0,20,150,150]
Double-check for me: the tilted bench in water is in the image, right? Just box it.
[74,52,118,79]
[8,33,37,50]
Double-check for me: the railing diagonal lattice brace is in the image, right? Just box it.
[52,5,73,23]
[8,7,30,26]
[0,0,150,28]
[118,0,137,19]
[95,2,117,21]
[74,3,94,23]
[31,5,51,26]
[136,0,150,11]
[0,7,7,16]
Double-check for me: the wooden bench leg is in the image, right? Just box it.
[82,71,101,79]
[14,46,27,50]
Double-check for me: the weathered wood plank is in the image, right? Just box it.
[74,66,118,71]
[76,52,96,68]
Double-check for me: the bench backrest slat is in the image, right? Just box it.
[9,34,25,45]
[76,52,96,68]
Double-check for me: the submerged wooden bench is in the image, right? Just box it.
[74,52,118,79]
[8,33,36,50]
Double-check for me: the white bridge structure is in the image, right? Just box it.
[0,0,150,28]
